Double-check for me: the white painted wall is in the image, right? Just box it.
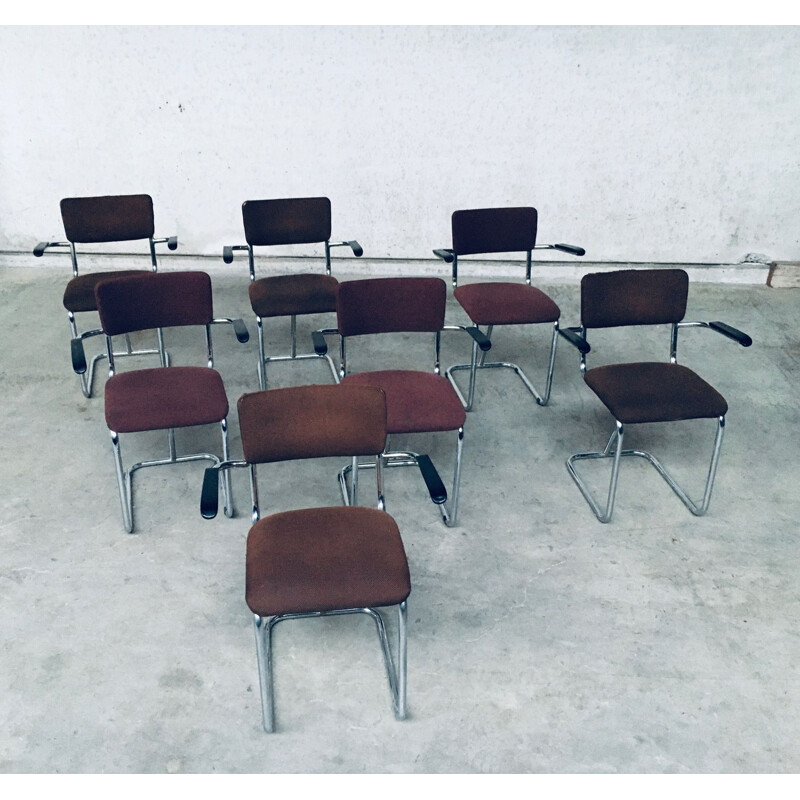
[1,25,798,264]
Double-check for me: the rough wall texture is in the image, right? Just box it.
[2,25,798,263]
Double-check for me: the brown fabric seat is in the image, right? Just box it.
[584,362,728,424]
[454,282,561,326]
[246,505,410,617]
[341,370,467,434]
[248,273,339,318]
[104,366,229,433]
[63,270,150,313]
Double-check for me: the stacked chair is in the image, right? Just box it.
[34,194,178,398]
[39,194,754,734]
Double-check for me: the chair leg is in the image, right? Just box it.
[220,417,234,518]
[567,416,727,523]
[438,426,464,528]
[446,321,559,410]
[108,425,233,534]
[253,614,275,733]
[252,603,408,733]
[110,431,134,533]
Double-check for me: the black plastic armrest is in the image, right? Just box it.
[709,321,752,347]
[433,248,455,263]
[466,326,492,352]
[347,240,363,257]
[222,245,234,264]
[416,455,447,505]
[312,330,328,355]
[232,318,250,343]
[33,241,48,257]
[558,326,591,354]
[200,467,220,519]
[553,243,586,257]
[167,236,178,250]
[71,338,87,374]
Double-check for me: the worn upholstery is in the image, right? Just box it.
[454,282,560,326]
[336,277,447,336]
[581,269,689,329]
[237,384,387,464]
[104,367,229,433]
[584,362,728,424]
[60,194,155,243]
[94,272,214,336]
[63,270,150,312]
[341,370,466,434]
[248,273,339,318]
[451,207,538,256]
[242,197,332,247]
[245,505,410,617]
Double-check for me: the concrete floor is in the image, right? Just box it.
[1,264,798,773]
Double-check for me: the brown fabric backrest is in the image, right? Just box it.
[337,277,446,336]
[581,269,689,329]
[237,384,387,463]
[451,207,538,256]
[95,271,214,336]
[242,197,332,246]
[60,195,155,243]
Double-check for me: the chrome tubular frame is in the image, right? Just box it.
[110,419,233,533]
[252,600,408,733]
[566,416,727,523]
[106,322,232,533]
[245,243,340,391]
[446,321,560,411]
[337,454,386,513]
[338,427,464,527]
[66,240,164,398]
[256,315,340,391]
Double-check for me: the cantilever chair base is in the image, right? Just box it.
[445,322,560,411]
[68,315,166,399]
[256,316,340,390]
[253,602,408,733]
[566,417,726,523]
[112,425,233,534]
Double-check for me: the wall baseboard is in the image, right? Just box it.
[2,251,772,286]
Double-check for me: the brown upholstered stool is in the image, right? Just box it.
[324,276,480,527]
[201,384,411,733]
[34,194,178,398]
[433,206,585,410]
[222,197,362,390]
[73,270,249,533]
[559,268,752,523]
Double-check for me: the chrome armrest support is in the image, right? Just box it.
[222,243,249,264]
[329,240,364,257]
[558,325,591,354]
[211,317,250,343]
[677,320,753,348]
[432,248,455,263]
[534,243,586,257]
[201,460,249,519]
[33,241,70,257]
[154,235,178,250]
